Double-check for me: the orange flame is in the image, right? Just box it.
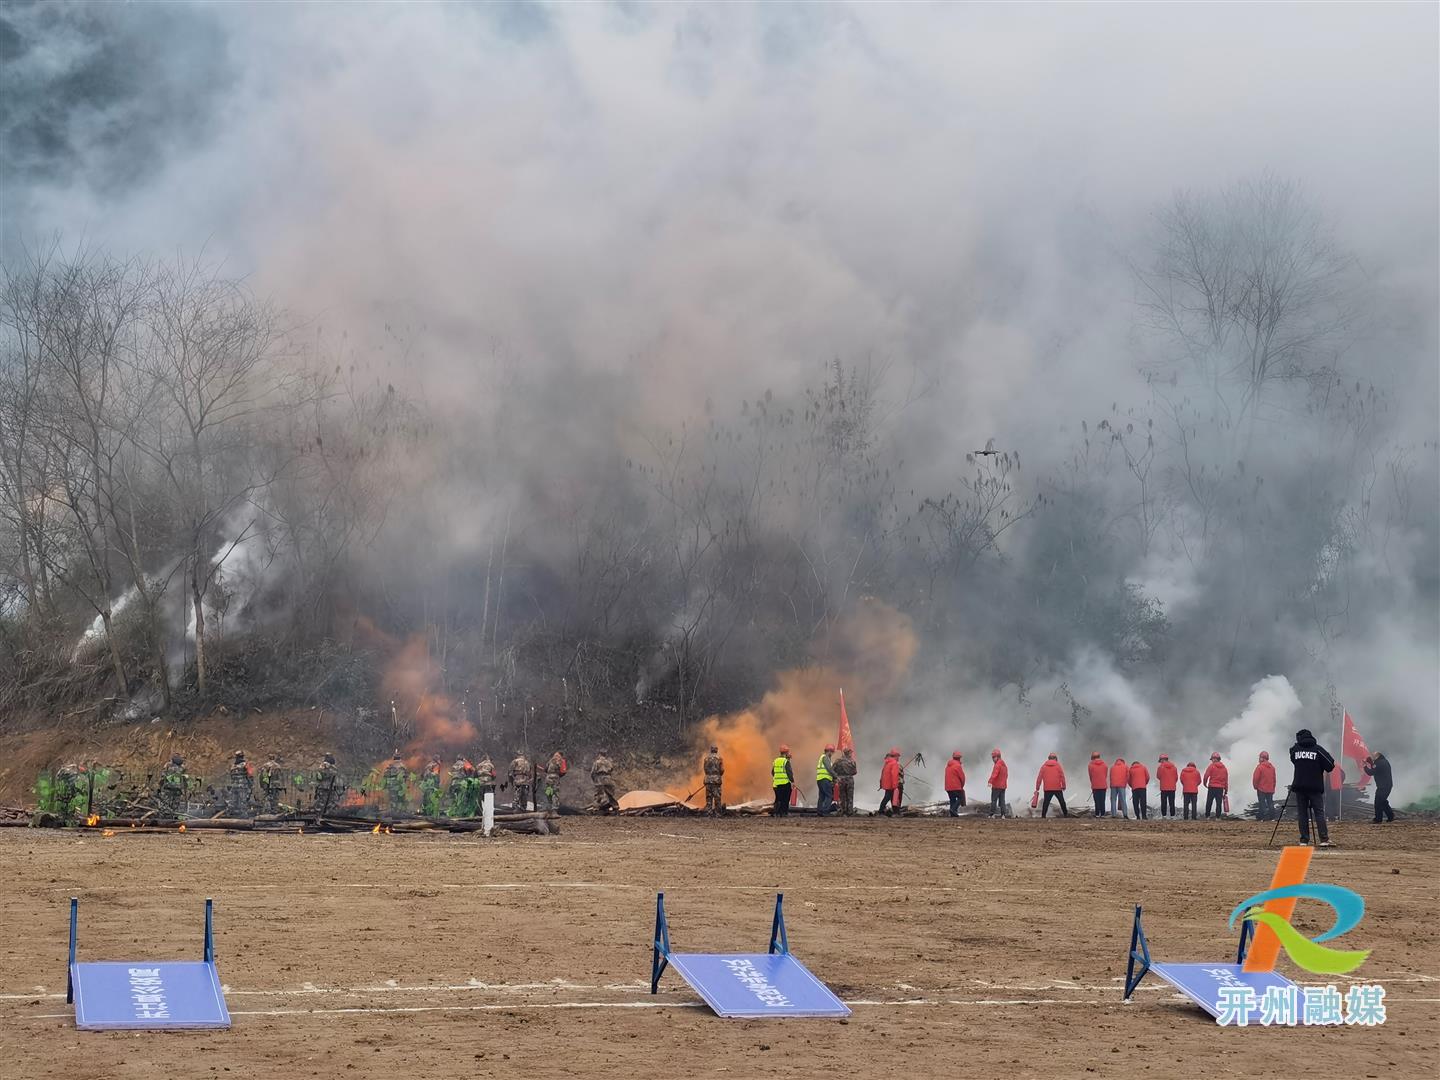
[101,829,115,837]
[85,814,99,827]
[178,824,186,833]
[678,600,917,804]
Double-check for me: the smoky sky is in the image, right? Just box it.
[2,3,1437,791]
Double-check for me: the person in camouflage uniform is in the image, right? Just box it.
[258,754,286,815]
[382,751,408,814]
[474,754,496,791]
[53,762,85,823]
[832,747,859,816]
[227,751,254,817]
[544,750,567,811]
[313,753,341,816]
[508,752,532,812]
[703,745,724,816]
[157,754,189,819]
[591,750,619,815]
[419,757,443,817]
[448,757,476,817]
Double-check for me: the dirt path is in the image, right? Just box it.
[0,816,1434,1079]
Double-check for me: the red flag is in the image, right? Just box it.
[1343,713,1372,788]
[837,689,855,754]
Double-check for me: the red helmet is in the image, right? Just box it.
[823,744,835,752]
[888,747,901,756]
[1158,753,1169,761]
[1210,752,1221,760]
[952,750,963,759]
[779,744,790,754]
[1259,750,1270,761]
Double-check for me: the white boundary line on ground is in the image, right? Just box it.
[24,996,1440,1022]
[5,974,1438,1002]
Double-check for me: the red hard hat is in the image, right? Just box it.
[824,744,835,752]
[952,750,962,759]
[1158,754,1169,761]
[1090,751,1100,758]
[1210,752,1221,760]
[779,744,790,754]
[889,747,901,756]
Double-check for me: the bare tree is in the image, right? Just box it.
[131,258,299,695]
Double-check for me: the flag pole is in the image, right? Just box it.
[1336,705,1343,823]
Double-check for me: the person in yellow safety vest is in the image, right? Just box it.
[816,744,836,817]
[771,745,794,818]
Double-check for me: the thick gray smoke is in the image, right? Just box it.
[2,4,1436,798]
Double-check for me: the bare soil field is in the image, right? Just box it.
[0,816,1435,1080]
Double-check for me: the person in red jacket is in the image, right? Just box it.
[1179,760,1202,819]
[1127,758,1150,820]
[1252,750,1277,820]
[1087,751,1108,816]
[987,748,1008,818]
[1034,752,1069,817]
[1156,754,1179,818]
[878,748,903,816]
[944,751,966,817]
[1108,757,1130,819]
[1202,752,1229,818]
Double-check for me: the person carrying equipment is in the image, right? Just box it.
[945,751,967,817]
[702,745,725,816]
[1108,757,1130,819]
[987,749,1008,818]
[227,751,254,817]
[1252,751,1277,820]
[1088,752,1108,816]
[1288,729,1335,846]
[382,751,408,814]
[816,744,836,817]
[1179,760,1202,819]
[259,754,286,815]
[1364,752,1394,823]
[878,748,902,816]
[508,752,532,812]
[591,750,620,814]
[1156,754,1178,818]
[771,745,794,817]
[832,746,858,815]
[1034,753,1068,817]
[157,754,188,819]
[1202,753,1228,818]
[1128,758,1150,820]
[419,757,443,816]
[313,753,342,816]
[544,750,568,812]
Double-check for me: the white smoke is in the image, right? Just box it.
[1217,675,1304,780]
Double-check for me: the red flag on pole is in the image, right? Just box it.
[837,689,855,754]
[1342,712,1371,788]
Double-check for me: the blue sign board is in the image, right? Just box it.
[71,960,231,1030]
[668,952,851,1018]
[1149,962,1304,1021]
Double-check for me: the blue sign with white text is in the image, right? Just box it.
[668,952,850,1018]
[71,961,231,1030]
[1149,962,1305,1022]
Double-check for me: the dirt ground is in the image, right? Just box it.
[0,815,1434,1080]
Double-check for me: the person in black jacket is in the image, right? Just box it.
[1363,752,1395,823]
[1288,728,1336,847]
